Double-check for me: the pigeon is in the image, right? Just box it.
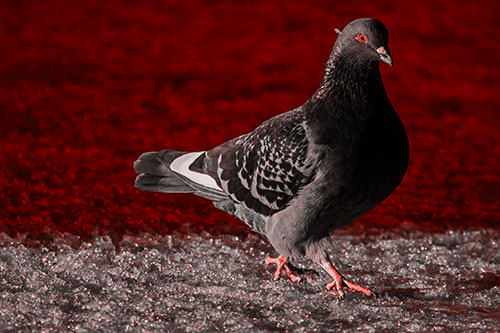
[134,18,409,298]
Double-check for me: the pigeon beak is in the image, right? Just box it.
[376,46,393,67]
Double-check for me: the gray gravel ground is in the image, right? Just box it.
[0,228,499,331]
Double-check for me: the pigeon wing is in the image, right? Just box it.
[206,110,319,218]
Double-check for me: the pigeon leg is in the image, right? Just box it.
[265,255,301,282]
[321,262,373,298]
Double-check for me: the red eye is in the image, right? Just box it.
[356,33,368,43]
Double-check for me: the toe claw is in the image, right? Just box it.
[266,255,301,283]
[326,280,345,298]
[288,273,301,283]
[322,262,373,298]
[343,279,372,296]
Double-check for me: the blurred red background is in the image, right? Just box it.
[1,0,499,241]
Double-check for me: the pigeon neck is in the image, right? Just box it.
[326,50,381,90]
[305,53,385,147]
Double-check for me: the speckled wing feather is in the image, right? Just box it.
[204,109,319,220]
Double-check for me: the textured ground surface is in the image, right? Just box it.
[1,0,500,331]
[1,229,499,331]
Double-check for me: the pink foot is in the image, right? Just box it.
[322,263,373,298]
[265,255,301,282]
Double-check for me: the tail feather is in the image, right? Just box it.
[134,150,194,193]
[134,149,229,201]
[134,174,194,193]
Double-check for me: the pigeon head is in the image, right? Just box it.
[333,18,393,67]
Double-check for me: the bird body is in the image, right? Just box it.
[134,18,409,297]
